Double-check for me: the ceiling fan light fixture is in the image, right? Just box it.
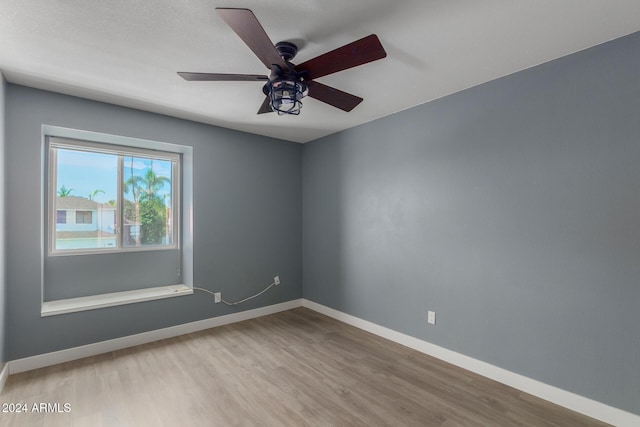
[268,80,308,115]
[180,9,387,115]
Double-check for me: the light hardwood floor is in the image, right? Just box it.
[1,308,608,426]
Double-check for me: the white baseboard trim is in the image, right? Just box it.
[9,299,303,375]
[302,299,640,427]
[0,362,9,395]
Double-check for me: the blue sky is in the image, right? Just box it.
[56,149,172,205]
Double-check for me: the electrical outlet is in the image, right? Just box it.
[427,310,436,325]
[214,292,221,303]
[274,275,280,285]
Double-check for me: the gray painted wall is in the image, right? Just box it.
[0,72,7,367]
[6,85,302,360]
[302,32,640,414]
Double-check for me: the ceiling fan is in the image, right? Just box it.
[178,8,387,115]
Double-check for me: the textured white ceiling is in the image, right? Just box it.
[1,1,639,143]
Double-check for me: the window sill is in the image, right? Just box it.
[41,285,193,317]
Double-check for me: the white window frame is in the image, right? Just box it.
[41,125,194,316]
[47,137,181,256]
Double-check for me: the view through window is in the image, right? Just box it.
[49,139,179,253]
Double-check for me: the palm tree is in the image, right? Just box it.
[137,160,171,244]
[140,160,170,202]
[122,159,171,245]
[88,189,105,201]
[123,158,143,245]
[57,185,73,197]
[123,158,143,200]
[124,176,143,201]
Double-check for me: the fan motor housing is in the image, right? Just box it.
[275,41,298,61]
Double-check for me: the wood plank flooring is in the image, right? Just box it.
[1,308,608,426]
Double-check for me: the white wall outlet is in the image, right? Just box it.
[427,310,436,325]
[214,292,221,303]
[274,276,281,285]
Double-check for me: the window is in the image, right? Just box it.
[48,137,179,254]
[42,126,194,315]
[56,210,67,224]
[75,210,93,224]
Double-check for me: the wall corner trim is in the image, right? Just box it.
[8,299,303,375]
[302,299,640,427]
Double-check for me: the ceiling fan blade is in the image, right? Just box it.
[257,95,273,114]
[178,72,268,81]
[216,8,287,70]
[296,34,386,80]
[306,80,363,112]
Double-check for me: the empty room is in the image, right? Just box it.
[0,1,639,426]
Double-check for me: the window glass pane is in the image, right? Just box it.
[54,148,118,250]
[122,156,173,247]
[76,210,93,224]
[56,210,67,224]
